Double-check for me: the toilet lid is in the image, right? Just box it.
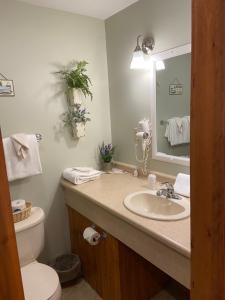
[21,262,61,300]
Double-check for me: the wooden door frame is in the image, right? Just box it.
[191,0,225,298]
[0,1,224,299]
[0,129,24,299]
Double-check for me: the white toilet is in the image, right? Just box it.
[14,207,62,300]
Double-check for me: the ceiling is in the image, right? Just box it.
[17,0,138,20]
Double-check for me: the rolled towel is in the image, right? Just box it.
[63,167,103,185]
[174,173,190,197]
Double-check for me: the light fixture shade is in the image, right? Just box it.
[130,50,145,69]
[155,60,165,71]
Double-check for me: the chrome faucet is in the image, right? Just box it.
[156,182,181,200]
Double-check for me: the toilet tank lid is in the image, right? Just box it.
[14,207,45,233]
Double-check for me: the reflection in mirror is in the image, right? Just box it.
[151,44,191,166]
[156,53,191,157]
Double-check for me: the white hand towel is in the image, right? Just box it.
[181,116,190,144]
[3,134,42,181]
[165,118,183,146]
[11,133,29,159]
[72,167,97,174]
[174,173,190,197]
[63,168,102,185]
[165,116,190,146]
[175,118,183,133]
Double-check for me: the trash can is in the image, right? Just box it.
[52,254,82,284]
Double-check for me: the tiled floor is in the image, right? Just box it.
[151,290,178,300]
[151,290,187,300]
[62,280,101,300]
[62,280,189,300]
[151,281,189,300]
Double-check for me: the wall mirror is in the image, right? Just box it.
[150,44,191,166]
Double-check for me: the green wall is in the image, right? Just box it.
[105,0,191,175]
[0,0,111,262]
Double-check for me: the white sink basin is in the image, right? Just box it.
[124,190,190,221]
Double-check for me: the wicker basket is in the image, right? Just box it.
[13,202,32,223]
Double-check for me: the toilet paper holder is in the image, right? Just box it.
[91,224,107,242]
[81,224,107,246]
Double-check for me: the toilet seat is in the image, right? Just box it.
[21,261,62,300]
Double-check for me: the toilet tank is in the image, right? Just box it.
[14,207,45,267]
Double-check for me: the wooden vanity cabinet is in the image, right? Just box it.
[68,207,169,300]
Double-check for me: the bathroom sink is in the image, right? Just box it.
[124,190,190,221]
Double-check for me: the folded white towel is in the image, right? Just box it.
[174,173,190,197]
[63,167,103,185]
[3,134,42,181]
[11,133,29,159]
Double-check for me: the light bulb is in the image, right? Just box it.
[130,50,145,69]
[156,60,165,71]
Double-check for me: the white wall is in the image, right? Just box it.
[105,0,191,175]
[0,0,111,262]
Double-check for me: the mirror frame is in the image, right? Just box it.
[150,43,191,166]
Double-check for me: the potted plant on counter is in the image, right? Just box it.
[57,60,93,106]
[99,143,115,172]
[63,107,91,138]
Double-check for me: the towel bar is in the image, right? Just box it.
[160,120,169,126]
[35,133,42,142]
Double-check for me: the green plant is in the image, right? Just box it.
[63,108,91,126]
[57,61,93,99]
[99,142,115,163]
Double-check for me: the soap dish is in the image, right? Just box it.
[13,202,32,223]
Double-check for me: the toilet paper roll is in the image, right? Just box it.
[83,227,101,246]
[11,199,26,212]
[138,120,149,132]
[136,132,149,140]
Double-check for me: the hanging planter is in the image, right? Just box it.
[67,88,83,106]
[57,61,93,102]
[72,122,86,138]
[56,61,93,140]
[63,107,91,140]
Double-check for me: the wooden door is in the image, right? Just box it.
[0,129,24,299]
[191,0,225,299]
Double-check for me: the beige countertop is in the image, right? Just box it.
[61,173,190,258]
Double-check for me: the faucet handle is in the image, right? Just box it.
[167,183,174,189]
[161,182,173,189]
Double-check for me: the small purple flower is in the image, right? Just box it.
[100,148,105,156]
[99,142,115,163]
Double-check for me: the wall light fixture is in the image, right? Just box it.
[130,35,165,71]
[130,35,155,70]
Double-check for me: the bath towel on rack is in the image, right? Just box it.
[11,133,29,159]
[3,134,42,181]
[165,116,190,146]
